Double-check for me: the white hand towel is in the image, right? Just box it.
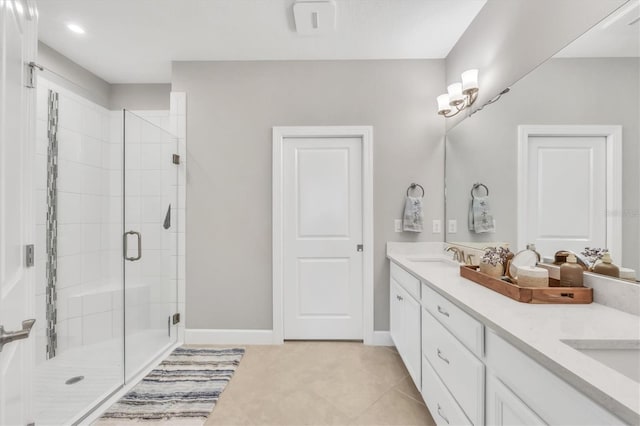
[403,196,423,232]
[471,196,494,233]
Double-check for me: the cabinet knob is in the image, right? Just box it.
[396,295,403,301]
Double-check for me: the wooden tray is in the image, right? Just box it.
[460,265,592,304]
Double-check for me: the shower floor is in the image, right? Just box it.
[34,330,174,426]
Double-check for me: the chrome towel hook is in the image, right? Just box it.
[406,183,425,198]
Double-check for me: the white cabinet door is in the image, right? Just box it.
[404,291,422,390]
[486,373,546,426]
[486,331,625,425]
[390,273,421,391]
[390,278,404,351]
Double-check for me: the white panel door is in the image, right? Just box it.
[0,1,36,425]
[283,137,363,339]
[526,136,606,258]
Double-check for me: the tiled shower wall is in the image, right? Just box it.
[35,79,119,364]
[35,79,185,364]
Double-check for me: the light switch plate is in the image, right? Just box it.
[448,219,457,234]
[394,219,402,233]
[432,219,441,234]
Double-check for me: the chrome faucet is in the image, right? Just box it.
[446,246,465,263]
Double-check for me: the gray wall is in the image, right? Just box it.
[38,42,170,111]
[38,42,111,108]
[445,0,626,129]
[110,84,171,110]
[446,58,639,272]
[172,60,446,331]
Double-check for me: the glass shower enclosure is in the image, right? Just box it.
[33,77,179,425]
[122,110,179,381]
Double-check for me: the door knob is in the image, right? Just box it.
[0,319,36,352]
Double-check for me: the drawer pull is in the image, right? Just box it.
[396,295,403,301]
[437,305,450,317]
[437,404,449,424]
[437,348,450,364]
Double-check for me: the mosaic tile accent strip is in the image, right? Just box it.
[46,89,59,360]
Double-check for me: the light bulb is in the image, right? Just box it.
[437,94,451,115]
[447,83,464,106]
[461,69,479,95]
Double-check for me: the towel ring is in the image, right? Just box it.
[406,183,425,198]
[471,183,489,198]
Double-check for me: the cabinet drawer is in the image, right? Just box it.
[422,283,483,356]
[391,262,420,299]
[423,309,485,426]
[422,354,472,426]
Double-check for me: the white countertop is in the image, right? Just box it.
[387,242,640,425]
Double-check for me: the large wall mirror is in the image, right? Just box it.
[445,1,640,278]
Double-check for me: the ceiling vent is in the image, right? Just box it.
[293,0,336,35]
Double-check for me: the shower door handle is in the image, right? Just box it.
[0,319,36,352]
[123,230,142,261]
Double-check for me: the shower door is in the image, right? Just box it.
[123,110,179,381]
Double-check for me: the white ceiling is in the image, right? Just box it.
[36,0,487,83]
[555,0,639,58]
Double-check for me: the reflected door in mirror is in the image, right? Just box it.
[523,135,606,258]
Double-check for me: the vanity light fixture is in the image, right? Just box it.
[437,69,479,117]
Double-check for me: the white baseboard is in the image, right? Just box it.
[185,329,392,346]
[185,329,275,345]
[370,331,394,346]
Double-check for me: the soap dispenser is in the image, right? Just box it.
[593,253,620,278]
[560,254,584,287]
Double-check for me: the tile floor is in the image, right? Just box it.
[204,341,435,425]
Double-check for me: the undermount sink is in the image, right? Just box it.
[406,257,443,262]
[405,257,460,266]
[561,339,640,383]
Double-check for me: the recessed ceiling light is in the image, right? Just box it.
[66,23,85,34]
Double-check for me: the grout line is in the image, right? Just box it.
[394,385,426,407]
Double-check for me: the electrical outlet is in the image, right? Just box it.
[394,219,403,232]
[448,219,457,234]
[432,219,441,234]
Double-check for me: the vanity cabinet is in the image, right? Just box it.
[390,264,421,389]
[388,258,627,426]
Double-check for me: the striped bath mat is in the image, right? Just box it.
[96,347,244,425]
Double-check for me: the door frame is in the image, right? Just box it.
[517,124,622,259]
[272,126,373,344]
